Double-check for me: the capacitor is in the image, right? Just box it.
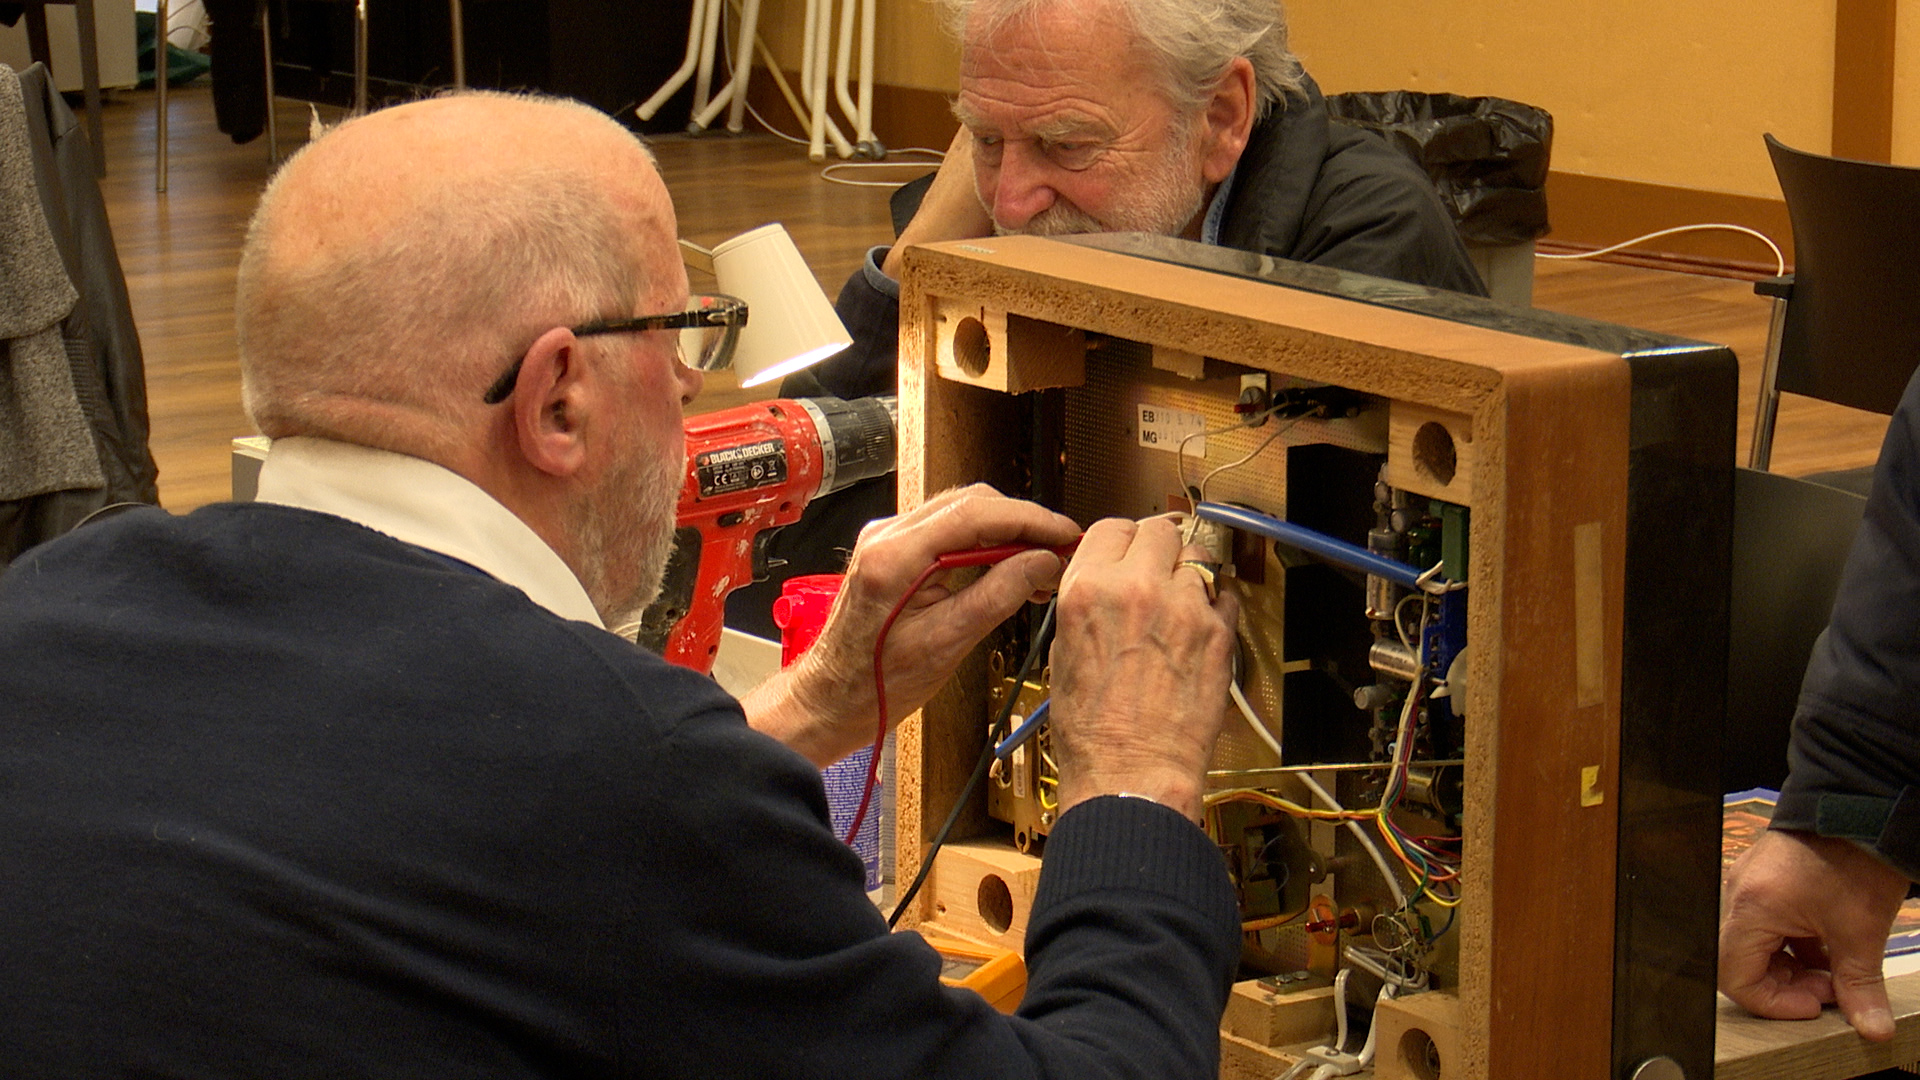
[1369,639,1421,683]
[1365,526,1404,620]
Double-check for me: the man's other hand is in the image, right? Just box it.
[1720,828,1912,1041]
[881,129,994,280]
[1048,516,1239,824]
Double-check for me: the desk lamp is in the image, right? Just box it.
[680,224,853,388]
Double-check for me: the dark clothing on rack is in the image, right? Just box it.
[0,502,1241,1078]
[0,63,158,570]
[206,0,269,143]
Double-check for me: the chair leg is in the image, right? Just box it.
[352,0,368,114]
[262,2,278,162]
[1749,295,1791,470]
[74,0,104,175]
[156,0,168,193]
[23,5,52,69]
[449,0,465,89]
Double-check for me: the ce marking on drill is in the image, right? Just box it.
[695,438,789,497]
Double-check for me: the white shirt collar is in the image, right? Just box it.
[253,436,605,628]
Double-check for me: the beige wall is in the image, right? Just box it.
[1286,0,1835,199]
[1896,0,1920,163]
[759,0,1920,202]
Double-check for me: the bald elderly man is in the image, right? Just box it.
[0,94,1243,1077]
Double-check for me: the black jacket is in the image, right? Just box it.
[0,64,159,570]
[1775,366,1920,879]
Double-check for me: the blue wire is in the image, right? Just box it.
[993,699,1051,761]
[1194,501,1433,590]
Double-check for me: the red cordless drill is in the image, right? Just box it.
[637,396,897,672]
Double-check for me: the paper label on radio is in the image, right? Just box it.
[1136,404,1207,455]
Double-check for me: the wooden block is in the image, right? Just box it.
[1220,1030,1303,1080]
[1387,400,1476,505]
[1222,978,1337,1047]
[1150,343,1206,379]
[932,299,1085,393]
[922,840,1043,953]
[1372,990,1465,1080]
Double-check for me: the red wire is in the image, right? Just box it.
[840,538,1079,846]
[841,561,940,845]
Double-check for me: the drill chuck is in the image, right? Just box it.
[797,395,897,500]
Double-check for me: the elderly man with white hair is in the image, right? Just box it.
[744,0,1484,632]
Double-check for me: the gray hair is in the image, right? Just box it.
[942,0,1304,119]
[236,94,647,454]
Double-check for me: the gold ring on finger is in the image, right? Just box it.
[1177,560,1218,601]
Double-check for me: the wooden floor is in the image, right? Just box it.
[91,84,1888,512]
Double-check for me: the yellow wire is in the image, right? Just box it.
[1203,788,1372,821]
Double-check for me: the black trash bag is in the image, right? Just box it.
[1326,91,1553,247]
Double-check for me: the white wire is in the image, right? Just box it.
[1393,592,1423,649]
[1537,222,1787,277]
[744,99,812,147]
[821,151,949,188]
[1296,771,1409,911]
[1230,680,1284,760]
[1354,984,1395,1067]
[1174,416,1257,508]
[1330,967,1351,1052]
[1196,417,1302,509]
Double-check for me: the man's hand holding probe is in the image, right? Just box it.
[1049,515,1239,823]
[744,494,1240,830]
[742,485,1077,766]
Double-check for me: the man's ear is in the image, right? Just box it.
[511,325,592,478]
[1198,57,1257,185]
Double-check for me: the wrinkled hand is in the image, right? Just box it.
[1720,828,1911,1040]
[1047,516,1240,823]
[880,129,993,280]
[741,484,1079,766]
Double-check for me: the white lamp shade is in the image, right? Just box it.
[709,224,853,388]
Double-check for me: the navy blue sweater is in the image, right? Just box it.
[0,503,1238,1077]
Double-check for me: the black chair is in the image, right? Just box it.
[1749,134,1920,489]
[1723,467,1867,793]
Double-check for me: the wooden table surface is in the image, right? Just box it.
[1717,969,1920,1079]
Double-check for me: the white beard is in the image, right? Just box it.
[574,441,685,631]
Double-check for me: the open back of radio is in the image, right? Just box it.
[887,234,1734,1080]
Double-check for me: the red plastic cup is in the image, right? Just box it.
[771,573,845,667]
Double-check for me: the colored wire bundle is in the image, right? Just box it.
[1205,601,1463,914]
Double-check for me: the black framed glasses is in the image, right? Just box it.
[482,293,749,405]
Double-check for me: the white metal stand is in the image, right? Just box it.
[634,0,872,160]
